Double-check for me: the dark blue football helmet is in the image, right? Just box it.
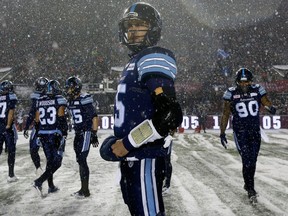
[34,77,49,93]
[0,80,13,94]
[46,80,62,96]
[118,2,162,52]
[64,76,82,99]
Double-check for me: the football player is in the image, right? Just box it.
[65,76,99,198]
[220,68,276,204]
[100,2,183,215]
[23,77,49,173]
[0,80,18,183]
[33,80,68,195]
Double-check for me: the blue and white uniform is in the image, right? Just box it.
[113,46,177,215]
[67,93,97,183]
[223,84,266,191]
[24,91,44,169]
[0,93,18,178]
[34,94,67,188]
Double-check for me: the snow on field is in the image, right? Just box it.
[1,129,288,216]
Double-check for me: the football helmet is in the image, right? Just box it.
[119,2,162,52]
[34,77,49,93]
[235,68,253,83]
[0,80,13,94]
[46,80,62,96]
[235,68,254,92]
[65,76,82,99]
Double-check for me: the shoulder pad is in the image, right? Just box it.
[30,92,41,99]
[137,47,177,81]
[56,95,67,105]
[80,94,93,105]
[250,84,260,88]
[9,93,18,100]
[80,93,91,98]
[40,95,48,100]
[228,86,236,91]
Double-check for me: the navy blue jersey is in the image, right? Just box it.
[223,84,266,130]
[25,92,44,130]
[114,46,177,139]
[0,93,17,131]
[36,95,67,134]
[67,93,97,132]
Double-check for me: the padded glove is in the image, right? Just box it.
[265,106,276,115]
[23,130,29,139]
[57,136,66,156]
[220,133,227,149]
[152,93,183,136]
[90,130,99,147]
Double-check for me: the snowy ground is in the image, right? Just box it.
[0,129,288,216]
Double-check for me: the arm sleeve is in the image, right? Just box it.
[24,100,37,130]
[8,94,18,109]
[57,116,68,136]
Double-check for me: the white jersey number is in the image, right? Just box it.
[0,102,7,118]
[114,84,126,127]
[236,101,258,118]
[39,107,57,125]
[71,109,83,124]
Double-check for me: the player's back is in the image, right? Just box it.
[37,95,67,133]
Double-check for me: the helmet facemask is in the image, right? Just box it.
[65,86,79,100]
[237,80,252,93]
[0,80,13,95]
[65,77,82,100]
[46,80,62,96]
[119,2,162,53]
[35,77,49,93]
[235,68,253,93]
[123,19,150,47]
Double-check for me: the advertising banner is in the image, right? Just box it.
[97,115,288,130]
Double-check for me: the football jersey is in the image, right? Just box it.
[36,95,67,134]
[223,84,266,130]
[67,93,97,132]
[114,46,177,139]
[0,93,18,131]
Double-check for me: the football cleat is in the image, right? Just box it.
[72,189,90,198]
[48,186,59,194]
[33,181,43,197]
[248,189,258,205]
[249,194,258,205]
[244,185,258,196]
[162,185,170,195]
[7,176,18,183]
